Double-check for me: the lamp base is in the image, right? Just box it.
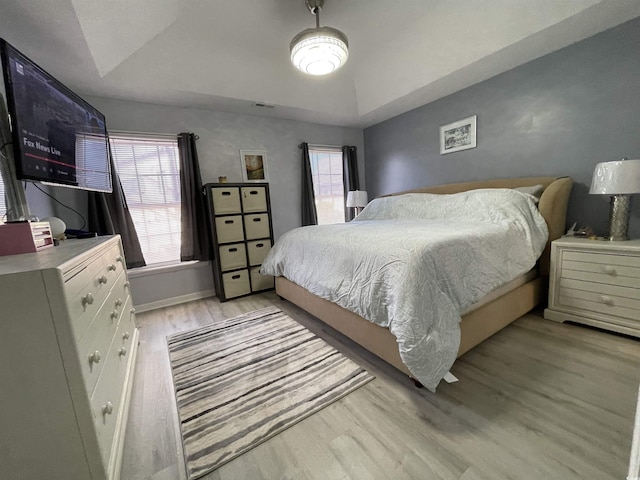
[607,194,631,241]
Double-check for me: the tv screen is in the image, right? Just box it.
[0,38,112,193]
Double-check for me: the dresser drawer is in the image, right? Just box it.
[244,214,270,240]
[558,283,640,322]
[219,243,247,271]
[89,296,135,473]
[76,272,127,396]
[250,266,274,291]
[241,186,267,212]
[65,245,125,341]
[222,270,251,299]
[247,239,271,266]
[210,187,241,214]
[215,216,245,243]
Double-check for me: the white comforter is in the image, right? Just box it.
[261,189,548,391]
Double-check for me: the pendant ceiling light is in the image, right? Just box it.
[290,0,349,76]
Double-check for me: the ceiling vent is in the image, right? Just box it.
[252,102,275,109]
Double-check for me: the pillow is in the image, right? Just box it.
[513,184,544,202]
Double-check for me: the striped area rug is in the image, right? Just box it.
[167,306,374,479]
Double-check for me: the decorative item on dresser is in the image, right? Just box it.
[0,235,139,480]
[204,182,275,301]
[544,237,640,337]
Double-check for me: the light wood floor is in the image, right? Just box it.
[120,293,640,480]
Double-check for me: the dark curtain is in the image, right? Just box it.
[178,132,209,261]
[300,142,318,226]
[88,156,146,269]
[342,145,360,222]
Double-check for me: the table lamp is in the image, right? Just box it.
[589,158,640,240]
[346,190,368,216]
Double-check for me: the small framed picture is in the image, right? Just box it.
[440,115,477,154]
[239,150,268,182]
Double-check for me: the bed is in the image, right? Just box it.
[262,176,573,391]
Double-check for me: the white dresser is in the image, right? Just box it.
[544,237,640,337]
[204,183,275,301]
[0,235,139,479]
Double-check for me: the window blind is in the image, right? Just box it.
[309,147,345,224]
[110,135,181,265]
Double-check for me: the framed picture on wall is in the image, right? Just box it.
[440,115,477,154]
[239,150,268,182]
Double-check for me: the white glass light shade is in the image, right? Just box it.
[42,216,66,239]
[346,190,368,208]
[589,159,640,194]
[290,27,348,76]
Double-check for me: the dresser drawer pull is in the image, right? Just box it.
[118,347,128,357]
[130,307,136,315]
[600,295,614,306]
[88,350,101,365]
[111,310,120,320]
[603,266,617,275]
[107,264,117,271]
[116,256,124,263]
[98,275,108,285]
[82,292,94,307]
[115,298,123,307]
[123,332,130,341]
[102,402,114,416]
[124,281,131,289]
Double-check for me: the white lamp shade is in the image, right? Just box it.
[589,159,640,194]
[346,190,368,208]
[41,216,66,238]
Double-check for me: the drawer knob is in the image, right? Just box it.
[130,307,136,314]
[82,292,94,307]
[98,275,108,285]
[601,295,614,306]
[108,264,117,271]
[123,332,130,341]
[124,281,131,289]
[603,266,617,275]
[102,402,114,416]
[119,347,128,357]
[115,298,123,307]
[116,256,124,263]
[89,350,101,364]
[111,310,120,320]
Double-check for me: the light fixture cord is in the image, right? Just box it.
[314,6,320,28]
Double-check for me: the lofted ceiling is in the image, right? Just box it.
[1,0,639,128]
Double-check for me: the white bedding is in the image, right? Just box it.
[261,189,548,391]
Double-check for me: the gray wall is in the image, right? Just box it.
[364,17,640,239]
[72,98,364,308]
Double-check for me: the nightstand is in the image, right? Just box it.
[544,237,640,337]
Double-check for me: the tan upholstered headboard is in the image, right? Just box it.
[384,176,574,275]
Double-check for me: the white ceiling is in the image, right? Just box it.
[1,0,639,128]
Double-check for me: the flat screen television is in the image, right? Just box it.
[0,38,112,193]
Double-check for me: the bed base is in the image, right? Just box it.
[276,275,544,378]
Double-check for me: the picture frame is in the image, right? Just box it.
[440,115,477,154]
[239,150,268,182]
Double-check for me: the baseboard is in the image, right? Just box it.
[133,289,216,313]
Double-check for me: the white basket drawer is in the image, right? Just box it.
[222,270,251,299]
[250,266,274,292]
[219,243,247,271]
[241,186,267,212]
[215,216,245,243]
[244,214,270,240]
[210,187,241,214]
[247,240,271,266]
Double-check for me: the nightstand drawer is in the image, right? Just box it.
[219,243,247,271]
[210,187,242,214]
[215,216,245,243]
[241,186,267,212]
[558,284,640,322]
[561,251,640,287]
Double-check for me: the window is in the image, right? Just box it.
[110,135,181,266]
[309,147,344,224]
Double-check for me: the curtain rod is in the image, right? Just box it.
[298,143,342,150]
[109,130,199,140]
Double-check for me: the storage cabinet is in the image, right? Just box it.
[544,237,640,337]
[205,182,275,301]
[0,235,139,480]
